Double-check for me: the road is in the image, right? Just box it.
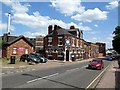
[2,60,111,89]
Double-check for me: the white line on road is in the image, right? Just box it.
[66,65,87,72]
[27,73,59,83]
[66,68,79,72]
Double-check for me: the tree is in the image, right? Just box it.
[112,26,120,54]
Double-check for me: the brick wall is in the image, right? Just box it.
[6,39,33,59]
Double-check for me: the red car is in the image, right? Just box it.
[88,59,104,70]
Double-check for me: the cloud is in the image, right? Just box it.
[0,23,15,32]
[2,0,31,14]
[94,24,98,27]
[78,23,92,31]
[2,0,91,36]
[50,0,108,22]
[106,1,119,10]
[85,36,113,49]
[23,32,46,38]
[71,8,108,22]
[50,0,85,16]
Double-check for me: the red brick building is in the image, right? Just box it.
[96,42,106,56]
[2,35,33,59]
[44,25,100,61]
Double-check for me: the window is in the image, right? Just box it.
[76,39,78,47]
[80,40,82,48]
[58,37,62,45]
[72,38,75,46]
[13,48,17,54]
[25,48,28,54]
[48,37,52,46]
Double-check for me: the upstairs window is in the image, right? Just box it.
[58,37,62,45]
[48,37,52,46]
[72,38,75,46]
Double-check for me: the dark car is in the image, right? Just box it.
[28,53,41,63]
[20,54,29,62]
[104,56,113,61]
[20,53,48,63]
[20,53,41,63]
[88,59,104,70]
[33,53,48,63]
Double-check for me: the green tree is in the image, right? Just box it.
[112,26,120,54]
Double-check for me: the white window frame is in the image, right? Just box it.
[76,39,78,47]
[58,37,63,46]
[13,48,17,54]
[48,37,52,46]
[25,48,29,54]
[72,38,75,46]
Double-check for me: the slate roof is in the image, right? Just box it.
[46,28,76,37]
[5,35,33,47]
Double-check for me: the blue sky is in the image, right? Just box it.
[0,0,119,49]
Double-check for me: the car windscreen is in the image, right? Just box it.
[92,60,101,63]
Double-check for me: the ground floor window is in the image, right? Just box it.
[25,48,29,54]
[12,48,17,54]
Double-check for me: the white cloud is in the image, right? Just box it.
[0,23,7,30]
[0,23,15,32]
[24,32,45,38]
[2,0,31,14]
[50,0,108,22]
[94,24,98,27]
[106,1,118,10]
[2,0,92,36]
[90,31,97,34]
[71,8,108,22]
[78,23,92,31]
[92,37,97,40]
[85,36,113,49]
[50,0,85,16]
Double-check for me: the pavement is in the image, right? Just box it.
[1,59,92,70]
[1,58,120,89]
[96,60,120,89]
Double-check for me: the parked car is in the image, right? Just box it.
[20,53,48,63]
[104,56,113,61]
[20,54,29,62]
[30,53,48,63]
[88,59,104,70]
[28,53,41,63]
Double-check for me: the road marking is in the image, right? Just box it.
[66,65,87,72]
[86,63,111,89]
[27,73,59,83]
[32,69,36,71]
[3,67,15,69]
[81,65,88,69]
[66,68,79,72]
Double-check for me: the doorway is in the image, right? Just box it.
[66,50,69,61]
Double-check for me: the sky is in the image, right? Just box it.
[0,0,119,49]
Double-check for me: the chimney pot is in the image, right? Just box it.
[48,25,53,34]
[70,25,75,29]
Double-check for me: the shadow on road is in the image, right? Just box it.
[115,67,120,89]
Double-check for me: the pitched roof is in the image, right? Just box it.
[46,29,75,37]
[5,35,33,47]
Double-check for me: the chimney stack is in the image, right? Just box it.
[70,25,75,29]
[48,25,53,34]
[7,13,11,34]
[54,25,62,30]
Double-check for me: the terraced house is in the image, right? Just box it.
[44,25,105,61]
